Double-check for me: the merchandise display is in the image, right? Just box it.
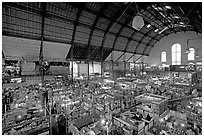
[2,1,202,135]
[2,74,202,135]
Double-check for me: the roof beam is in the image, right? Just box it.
[68,3,157,40]
[66,3,83,59]
[126,54,134,62]
[3,3,41,15]
[86,3,108,61]
[39,2,46,60]
[144,29,182,55]
[111,5,134,53]
[122,28,139,56]
[134,3,164,31]
[93,47,102,61]
[137,28,155,55]
[2,31,42,41]
[100,3,132,61]
[44,10,149,47]
[3,3,155,48]
[168,3,190,32]
[39,2,47,85]
[127,54,143,62]
[115,52,125,62]
[148,5,177,34]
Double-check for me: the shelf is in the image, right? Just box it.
[3,115,54,132]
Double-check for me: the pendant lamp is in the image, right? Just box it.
[132,15,144,31]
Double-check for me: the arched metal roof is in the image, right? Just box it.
[2,2,202,62]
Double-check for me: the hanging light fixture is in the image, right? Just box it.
[147,24,151,28]
[132,15,144,31]
[185,39,190,54]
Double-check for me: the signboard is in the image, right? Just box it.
[170,65,195,72]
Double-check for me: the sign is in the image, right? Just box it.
[170,65,195,72]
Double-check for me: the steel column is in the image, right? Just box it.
[39,2,46,86]
[87,3,108,80]
[68,4,83,83]
[111,52,114,78]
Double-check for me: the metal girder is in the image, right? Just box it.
[2,31,42,41]
[3,2,41,15]
[66,3,83,59]
[144,29,182,55]
[126,54,134,62]
[127,54,143,62]
[87,46,101,60]
[134,3,164,31]
[68,3,157,40]
[68,3,83,82]
[44,9,148,49]
[122,27,140,60]
[161,3,188,32]
[86,3,108,79]
[115,52,125,62]
[92,47,102,61]
[39,2,46,59]
[4,2,156,51]
[142,30,168,55]
[3,30,139,58]
[100,3,132,61]
[86,3,108,61]
[137,28,155,55]
[133,40,141,55]
[99,3,132,76]
[39,2,47,86]
[148,5,177,34]
[121,17,143,58]
[111,6,134,53]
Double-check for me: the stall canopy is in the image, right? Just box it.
[2,2,202,62]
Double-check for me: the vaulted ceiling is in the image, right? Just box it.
[2,2,202,62]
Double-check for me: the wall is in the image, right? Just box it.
[78,62,101,76]
[50,66,69,75]
[144,31,202,66]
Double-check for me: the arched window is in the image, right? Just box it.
[172,43,181,65]
[188,48,195,61]
[161,51,166,62]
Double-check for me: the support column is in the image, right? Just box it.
[101,47,104,78]
[133,54,136,78]
[101,61,103,78]
[39,3,46,86]
[111,52,114,78]
[67,61,69,77]
[77,62,80,77]
[141,56,144,79]
[92,61,94,74]
[88,61,90,80]
[123,53,126,77]
[71,60,74,82]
